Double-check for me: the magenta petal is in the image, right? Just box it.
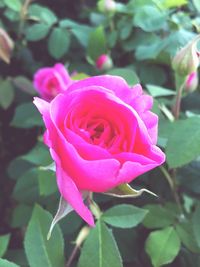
[50,149,95,227]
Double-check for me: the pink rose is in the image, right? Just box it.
[96,54,113,70]
[33,75,165,226]
[185,72,198,92]
[33,63,72,101]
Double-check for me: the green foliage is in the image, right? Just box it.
[0,234,10,257]
[102,204,148,228]
[24,205,65,267]
[1,0,200,266]
[145,227,181,267]
[78,221,123,267]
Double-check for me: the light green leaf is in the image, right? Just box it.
[192,0,200,12]
[143,204,175,229]
[26,23,50,41]
[24,205,65,267]
[28,4,57,26]
[78,221,123,267]
[102,204,148,228]
[107,68,139,86]
[11,102,43,128]
[162,0,187,8]
[145,226,181,267]
[133,5,167,32]
[0,79,15,109]
[104,183,157,198]
[87,26,107,61]
[146,84,176,97]
[48,27,70,59]
[0,234,10,257]
[0,258,20,267]
[166,117,200,168]
[4,0,22,12]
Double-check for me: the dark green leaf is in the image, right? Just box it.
[87,26,107,61]
[192,204,200,249]
[0,79,15,109]
[28,4,57,26]
[11,102,43,128]
[38,169,57,196]
[102,204,148,228]
[48,27,70,59]
[78,221,123,267]
[143,204,175,229]
[166,117,200,168]
[13,76,36,95]
[24,205,65,267]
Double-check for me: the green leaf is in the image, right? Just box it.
[192,204,200,248]
[102,204,148,228]
[176,222,200,253]
[21,142,51,166]
[48,27,70,59]
[0,79,15,109]
[78,221,123,267]
[166,118,200,168]
[38,169,57,196]
[0,259,20,267]
[11,102,43,128]
[146,84,176,97]
[4,0,22,12]
[26,23,50,41]
[133,5,167,32]
[145,226,181,267]
[12,76,36,95]
[143,204,175,229]
[7,157,33,180]
[12,168,39,204]
[107,68,139,86]
[24,205,65,267]
[87,26,107,61]
[28,4,57,26]
[162,0,187,8]
[11,204,32,228]
[0,234,10,257]
[192,0,200,12]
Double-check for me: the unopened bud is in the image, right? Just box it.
[184,72,198,93]
[96,54,113,71]
[0,28,14,64]
[172,35,200,76]
[98,0,116,14]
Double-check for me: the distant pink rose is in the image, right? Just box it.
[185,72,198,92]
[34,75,165,226]
[96,54,113,70]
[33,63,72,101]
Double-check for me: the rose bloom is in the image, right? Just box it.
[34,75,165,226]
[185,72,198,92]
[33,63,72,101]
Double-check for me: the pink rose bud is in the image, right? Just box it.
[34,74,165,226]
[185,72,198,92]
[33,63,72,101]
[0,28,14,64]
[172,35,200,76]
[96,54,113,71]
[98,0,116,13]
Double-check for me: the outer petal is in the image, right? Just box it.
[54,63,72,85]
[50,149,94,227]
